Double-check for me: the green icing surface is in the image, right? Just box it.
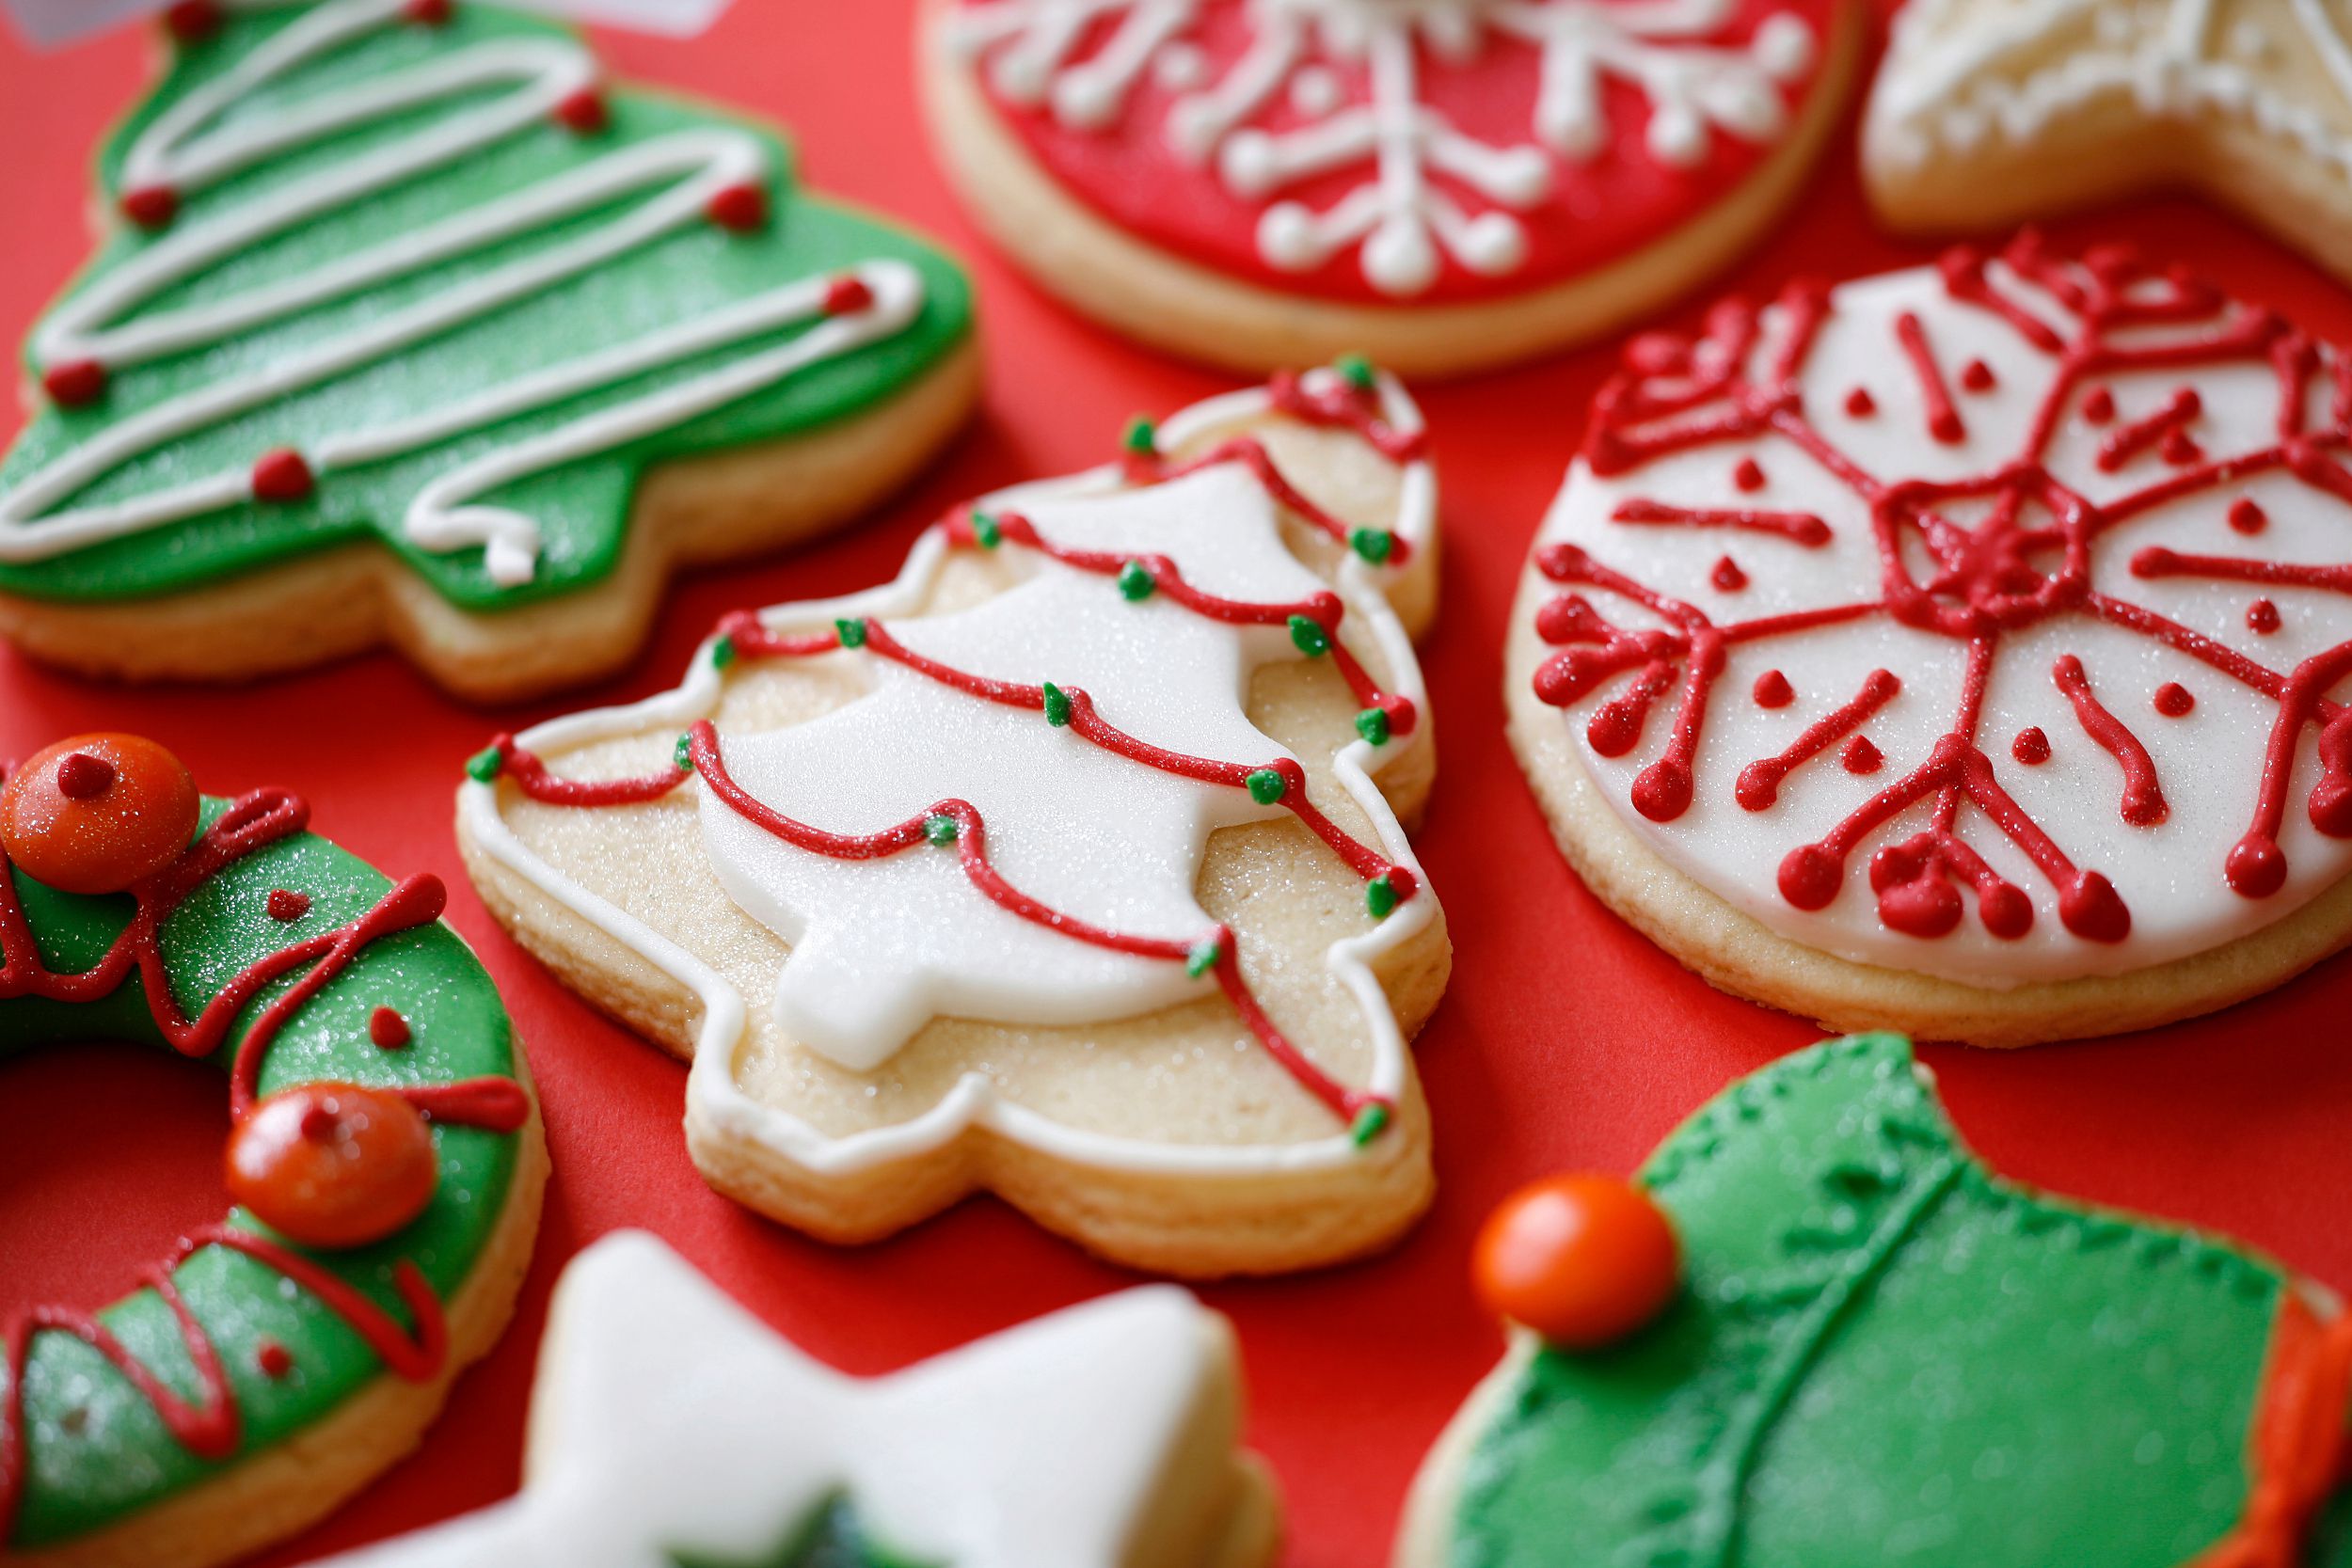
[1448,1034,2338,1568]
[2,798,524,1547]
[669,1494,938,1568]
[0,2,972,610]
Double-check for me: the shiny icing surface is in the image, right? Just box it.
[942,0,1836,304]
[1522,236,2352,985]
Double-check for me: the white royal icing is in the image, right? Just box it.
[941,0,1818,297]
[1868,0,2352,178]
[0,0,925,587]
[307,1232,1226,1568]
[460,371,1438,1176]
[1523,252,2352,986]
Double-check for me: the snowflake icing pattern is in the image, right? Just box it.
[945,0,1820,295]
[1532,232,2352,951]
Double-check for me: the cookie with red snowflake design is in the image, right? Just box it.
[920,0,1861,378]
[1505,231,2352,1046]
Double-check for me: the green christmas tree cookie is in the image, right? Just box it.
[1400,1034,2352,1568]
[0,0,977,701]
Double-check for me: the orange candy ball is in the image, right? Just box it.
[225,1085,438,1250]
[1473,1173,1682,1349]
[0,734,199,895]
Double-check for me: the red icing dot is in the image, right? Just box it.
[1844,387,1876,418]
[2082,386,2116,422]
[1778,844,1842,911]
[42,360,107,408]
[369,1006,411,1050]
[2011,726,2051,765]
[2230,498,2267,534]
[553,87,609,134]
[1752,670,1794,708]
[255,1339,293,1379]
[1961,358,1996,391]
[164,0,222,40]
[706,183,768,232]
[404,0,453,23]
[266,888,310,923]
[1979,882,2035,941]
[54,752,118,801]
[121,186,179,230]
[823,275,876,316]
[1733,457,1766,493]
[1630,760,1692,822]
[2058,872,2131,942]
[2153,682,2195,717]
[1876,860,1963,939]
[2248,598,2280,634]
[251,449,315,503]
[1710,556,1747,592]
[2229,834,2287,897]
[1840,735,1883,774]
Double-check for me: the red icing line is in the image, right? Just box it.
[1895,310,1965,444]
[1611,498,1831,547]
[1541,233,2352,943]
[1738,669,1900,809]
[0,791,521,1542]
[1264,369,1429,464]
[2133,546,2352,595]
[2099,388,2202,471]
[485,408,1423,1130]
[2053,655,2169,826]
[2187,1292,2352,1568]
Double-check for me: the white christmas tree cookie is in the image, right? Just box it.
[920,0,1863,378]
[1866,0,2352,293]
[459,365,1449,1275]
[307,1232,1279,1568]
[1504,233,2352,1046]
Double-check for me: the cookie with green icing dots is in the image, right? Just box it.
[1399,1034,2352,1568]
[0,733,546,1568]
[0,0,977,701]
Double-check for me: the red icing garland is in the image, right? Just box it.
[2053,654,2169,826]
[1539,232,2352,942]
[481,398,1422,1133]
[0,791,527,1539]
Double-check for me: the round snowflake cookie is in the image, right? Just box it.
[1505,232,2352,1046]
[923,0,1860,377]
[0,736,545,1568]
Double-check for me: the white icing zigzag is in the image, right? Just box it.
[0,0,925,587]
[944,0,1817,296]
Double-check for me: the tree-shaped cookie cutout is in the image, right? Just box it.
[1513,233,2352,997]
[0,0,973,698]
[1402,1034,2352,1568]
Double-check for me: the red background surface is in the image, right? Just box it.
[2,6,2348,1566]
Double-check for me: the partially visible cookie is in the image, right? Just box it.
[309,1231,1279,1568]
[923,0,1861,377]
[1866,0,2352,289]
[459,365,1450,1276]
[1507,232,2352,1046]
[0,0,977,702]
[1397,1033,2352,1568]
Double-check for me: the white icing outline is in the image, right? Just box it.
[0,0,927,586]
[459,371,1438,1178]
[942,0,1818,296]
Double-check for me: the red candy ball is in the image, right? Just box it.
[0,734,200,895]
[225,1085,437,1250]
[1473,1174,1682,1349]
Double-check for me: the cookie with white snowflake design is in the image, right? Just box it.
[920,0,1861,378]
[309,1232,1279,1568]
[458,365,1448,1275]
[1505,232,2352,1047]
[0,0,977,703]
[1866,0,2352,292]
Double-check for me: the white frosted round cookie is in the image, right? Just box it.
[1505,233,2352,1046]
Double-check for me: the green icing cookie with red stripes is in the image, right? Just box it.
[0,734,546,1568]
[1400,1033,2351,1568]
[0,0,977,702]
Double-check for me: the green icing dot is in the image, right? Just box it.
[1356,706,1391,747]
[1350,1101,1392,1146]
[1350,527,1394,564]
[710,634,737,671]
[464,745,503,783]
[1365,873,1399,918]
[1246,768,1286,805]
[834,617,866,649]
[674,734,696,772]
[1121,416,1157,455]
[1288,614,1331,657]
[1041,682,1073,727]
[924,814,958,847]
[1117,560,1155,601]
[1335,353,1378,390]
[668,1492,936,1568]
[1185,937,1222,978]
[969,511,1002,549]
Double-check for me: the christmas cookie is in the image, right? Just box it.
[310,1231,1279,1568]
[0,734,546,1568]
[1506,233,2352,1046]
[0,0,977,703]
[922,0,1861,378]
[1866,0,2352,292]
[458,365,1446,1276]
[1397,1033,2352,1568]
